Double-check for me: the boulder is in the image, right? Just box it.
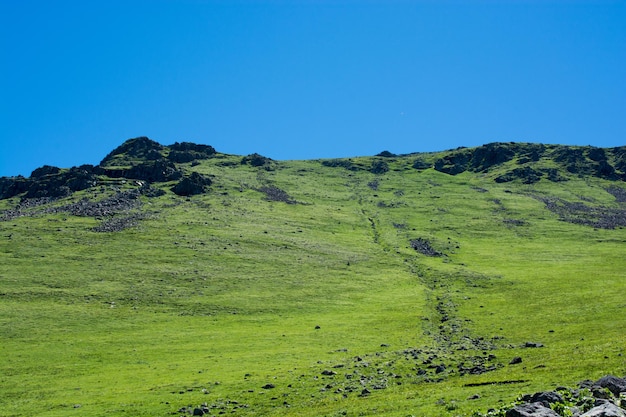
[579,403,626,417]
[505,402,560,417]
[530,391,564,407]
[594,376,626,397]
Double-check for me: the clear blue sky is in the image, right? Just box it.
[1,0,625,177]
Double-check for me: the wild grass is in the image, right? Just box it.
[0,152,624,416]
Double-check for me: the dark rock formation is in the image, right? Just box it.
[376,150,396,158]
[593,375,626,397]
[30,165,61,178]
[370,160,389,174]
[432,143,626,182]
[101,159,182,183]
[0,176,29,200]
[530,391,563,407]
[434,150,472,175]
[172,172,212,196]
[495,167,543,184]
[410,238,442,257]
[99,136,165,166]
[486,375,626,417]
[412,158,431,170]
[241,153,273,168]
[24,165,98,198]
[167,142,216,163]
[505,402,560,417]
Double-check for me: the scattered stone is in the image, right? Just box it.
[257,185,296,204]
[262,384,275,389]
[509,356,523,365]
[410,238,442,257]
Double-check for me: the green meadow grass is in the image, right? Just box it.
[0,153,624,416]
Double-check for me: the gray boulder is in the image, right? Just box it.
[505,402,560,417]
[530,391,564,407]
[580,403,626,417]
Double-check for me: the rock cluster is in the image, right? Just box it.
[486,375,626,417]
[410,238,442,257]
[432,143,626,182]
[536,196,626,230]
[0,137,216,202]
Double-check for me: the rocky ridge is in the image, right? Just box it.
[2,139,625,204]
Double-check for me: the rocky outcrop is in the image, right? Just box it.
[101,159,182,183]
[0,165,98,200]
[241,153,273,168]
[172,172,212,196]
[370,160,389,174]
[594,376,626,398]
[0,137,221,202]
[167,142,216,163]
[99,136,165,166]
[432,143,626,182]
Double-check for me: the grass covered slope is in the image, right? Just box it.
[0,139,625,416]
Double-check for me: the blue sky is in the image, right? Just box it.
[1,0,625,177]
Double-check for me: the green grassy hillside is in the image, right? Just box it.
[1,139,624,416]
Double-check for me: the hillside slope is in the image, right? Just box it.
[1,138,625,417]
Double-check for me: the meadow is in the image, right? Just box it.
[0,142,624,416]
